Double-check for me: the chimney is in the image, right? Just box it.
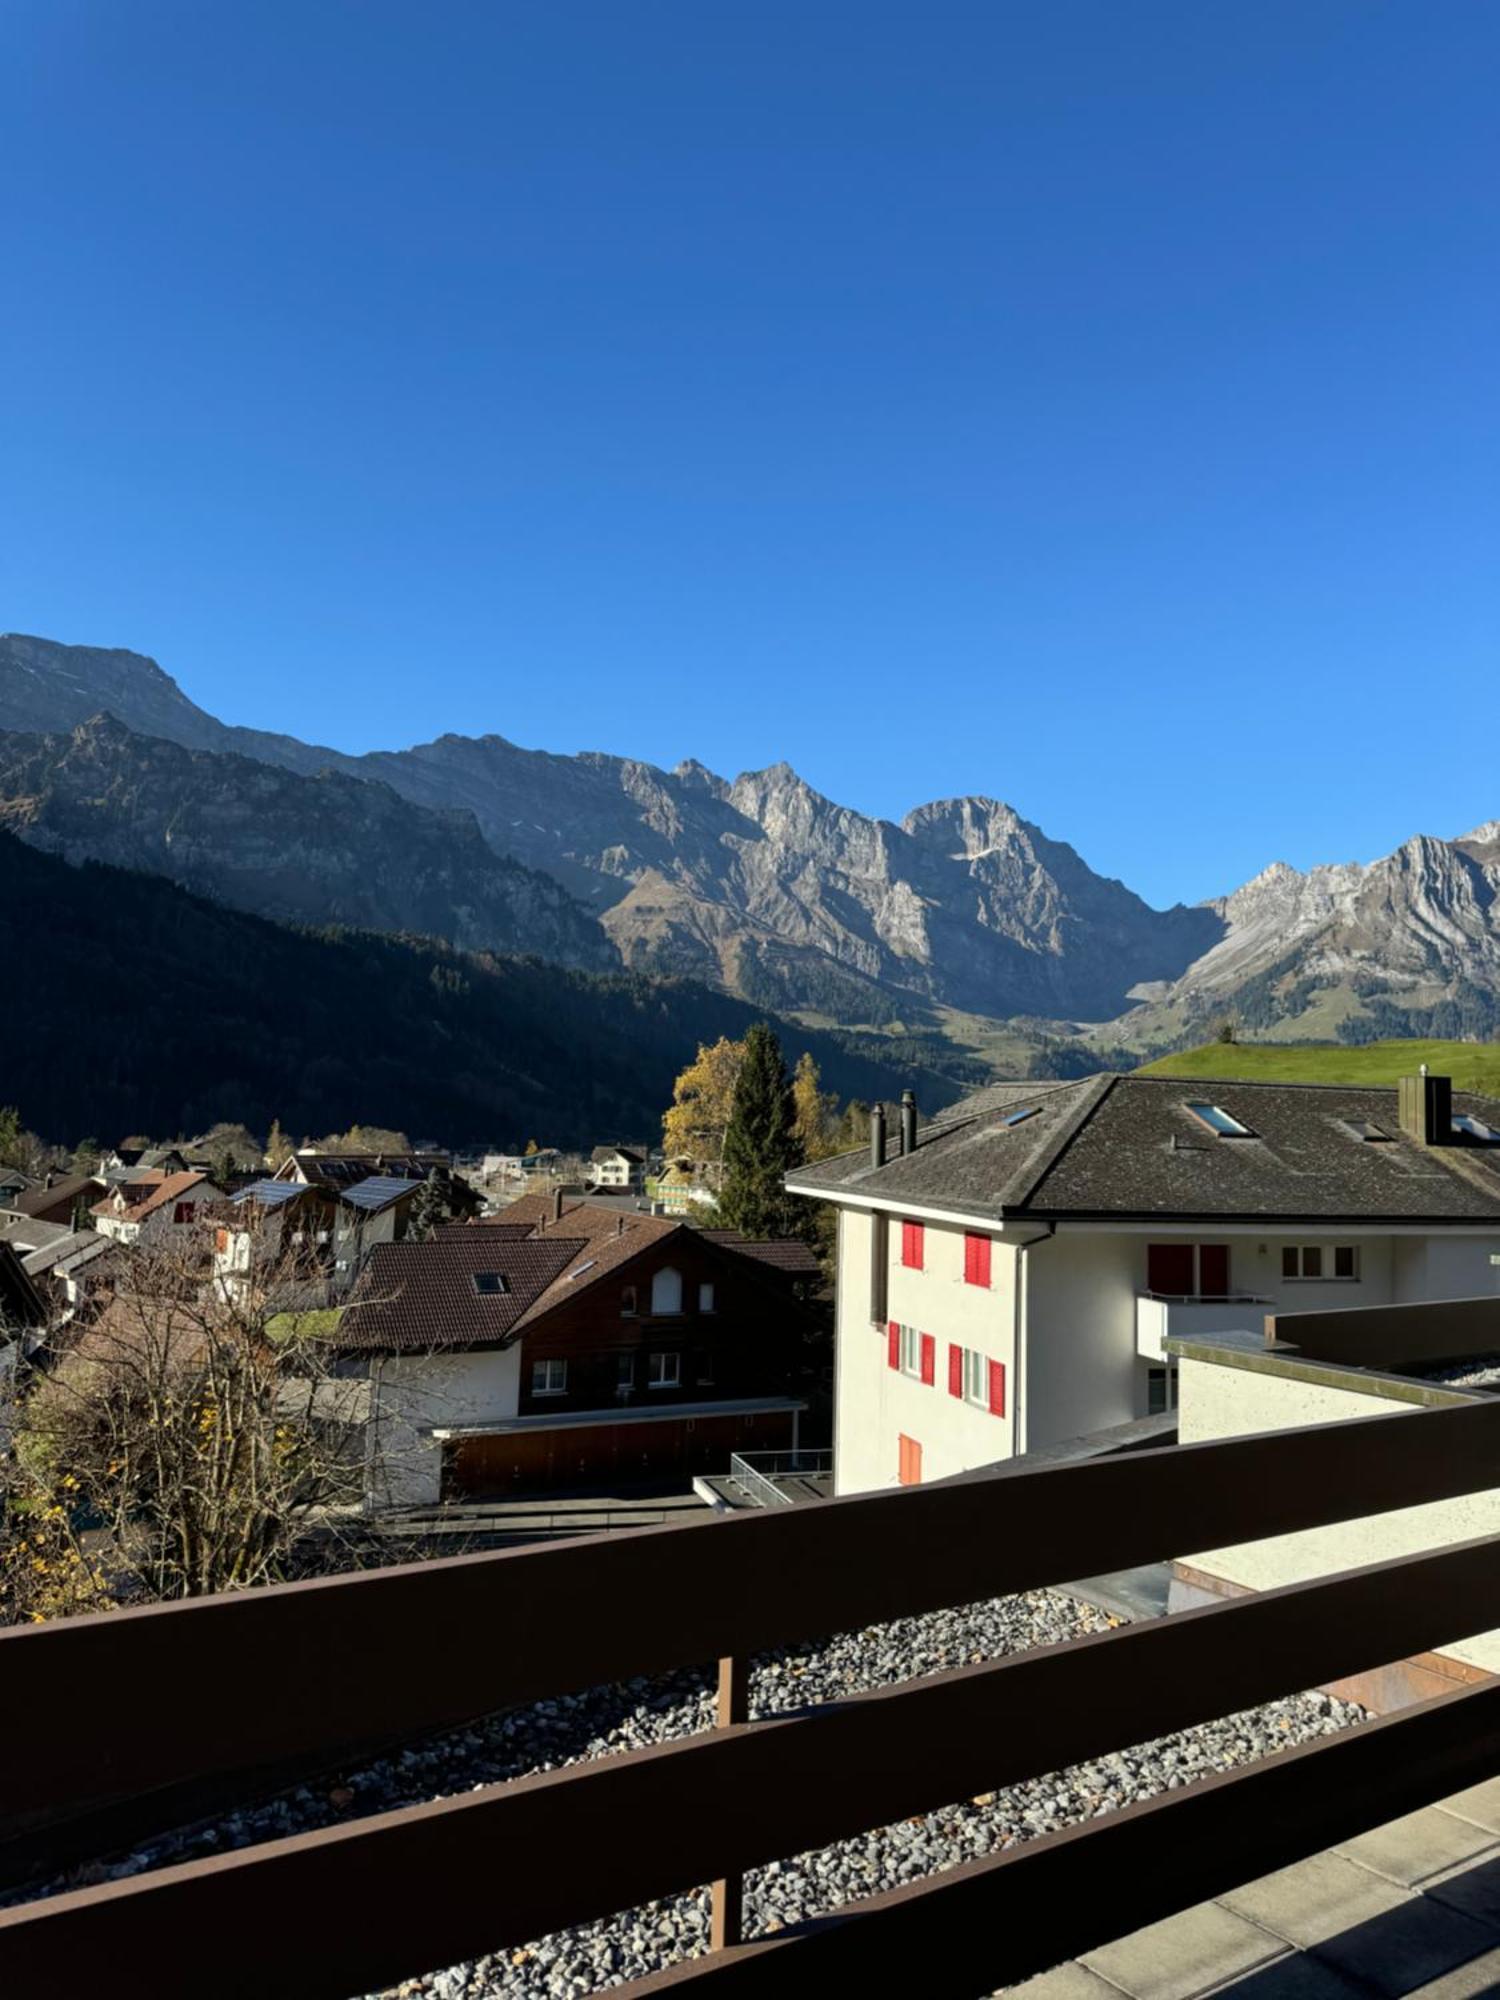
[870,1102,887,1170]
[1399,1071,1453,1147]
[551,1186,565,1224]
[900,1089,918,1158]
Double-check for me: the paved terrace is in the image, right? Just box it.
[1014,1778,1500,1998]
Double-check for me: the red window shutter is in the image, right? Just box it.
[988,1360,1007,1417]
[901,1220,924,1269]
[888,1320,900,1370]
[920,1333,935,1385]
[948,1342,963,1397]
[964,1234,991,1287]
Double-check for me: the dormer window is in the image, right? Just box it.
[1184,1102,1255,1138]
[472,1272,509,1296]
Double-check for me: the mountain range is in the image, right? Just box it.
[3,630,1499,1059]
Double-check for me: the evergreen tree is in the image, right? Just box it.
[716,1023,805,1239]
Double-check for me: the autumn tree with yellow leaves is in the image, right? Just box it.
[0,1232,386,1621]
[661,1034,747,1187]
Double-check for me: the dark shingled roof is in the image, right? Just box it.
[699,1230,822,1277]
[786,1074,1500,1225]
[8,1174,107,1222]
[335,1235,584,1353]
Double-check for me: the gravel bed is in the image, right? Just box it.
[21,1588,1362,1996]
[1418,1353,1500,1388]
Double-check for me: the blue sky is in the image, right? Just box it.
[5,2,1497,909]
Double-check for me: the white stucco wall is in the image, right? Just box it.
[833,1209,1016,1495]
[366,1347,522,1507]
[829,1207,1500,1502]
[1177,1354,1500,1675]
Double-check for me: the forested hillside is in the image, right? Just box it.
[0,834,967,1147]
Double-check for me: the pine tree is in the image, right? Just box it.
[716,1023,805,1239]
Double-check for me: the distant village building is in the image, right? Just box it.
[92,1170,223,1246]
[588,1145,648,1193]
[788,1072,1500,1498]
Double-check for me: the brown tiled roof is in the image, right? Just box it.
[94,1170,210,1225]
[698,1230,821,1277]
[338,1198,817,1353]
[334,1235,584,1353]
[10,1174,105,1220]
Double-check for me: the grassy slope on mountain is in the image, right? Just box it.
[0,833,966,1148]
[1137,1038,1500,1094]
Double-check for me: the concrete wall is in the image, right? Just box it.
[1176,1352,1500,1676]
[1024,1232,1141,1449]
[833,1209,1015,1495]
[366,1347,522,1508]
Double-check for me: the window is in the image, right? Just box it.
[648,1350,681,1388]
[1454,1114,1498,1142]
[963,1233,992,1288]
[616,1352,635,1389]
[698,1281,716,1314]
[1184,1102,1255,1138]
[173,1202,195,1225]
[1147,1366,1176,1416]
[1001,1106,1039,1128]
[1146,1244,1230,1298]
[1341,1119,1392,1143]
[531,1358,567,1396]
[898,1434,923,1486]
[1282,1245,1358,1281]
[621,1285,638,1316]
[472,1272,510,1296]
[651,1267,683,1315]
[900,1220,925,1270]
[887,1322,934,1383]
[697,1348,715,1385]
[948,1342,1003,1413]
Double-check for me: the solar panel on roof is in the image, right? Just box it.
[342,1176,423,1210]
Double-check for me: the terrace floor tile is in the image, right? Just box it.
[1079,1900,1289,2000]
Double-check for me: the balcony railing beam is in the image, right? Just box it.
[6,1532,1500,1998]
[8,1397,1500,1844]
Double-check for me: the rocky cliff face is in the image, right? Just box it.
[5,632,1498,1048]
[0,714,616,973]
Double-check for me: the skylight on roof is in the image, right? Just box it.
[1184,1102,1256,1138]
[567,1259,597,1280]
[1340,1119,1392,1143]
[471,1272,509,1296]
[1454,1114,1499,1142]
[1001,1106,1039,1127]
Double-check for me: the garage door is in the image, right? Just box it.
[444,1412,794,1498]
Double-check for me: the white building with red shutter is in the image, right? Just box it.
[786,1073,1500,1498]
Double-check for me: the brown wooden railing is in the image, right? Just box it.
[6,1397,1500,1997]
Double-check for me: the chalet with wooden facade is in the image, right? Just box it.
[334,1197,819,1505]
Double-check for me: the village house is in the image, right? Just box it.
[92,1170,223,1247]
[214,1174,423,1300]
[2,1173,108,1230]
[330,1194,819,1507]
[588,1145,648,1193]
[786,1071,1500,1497]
